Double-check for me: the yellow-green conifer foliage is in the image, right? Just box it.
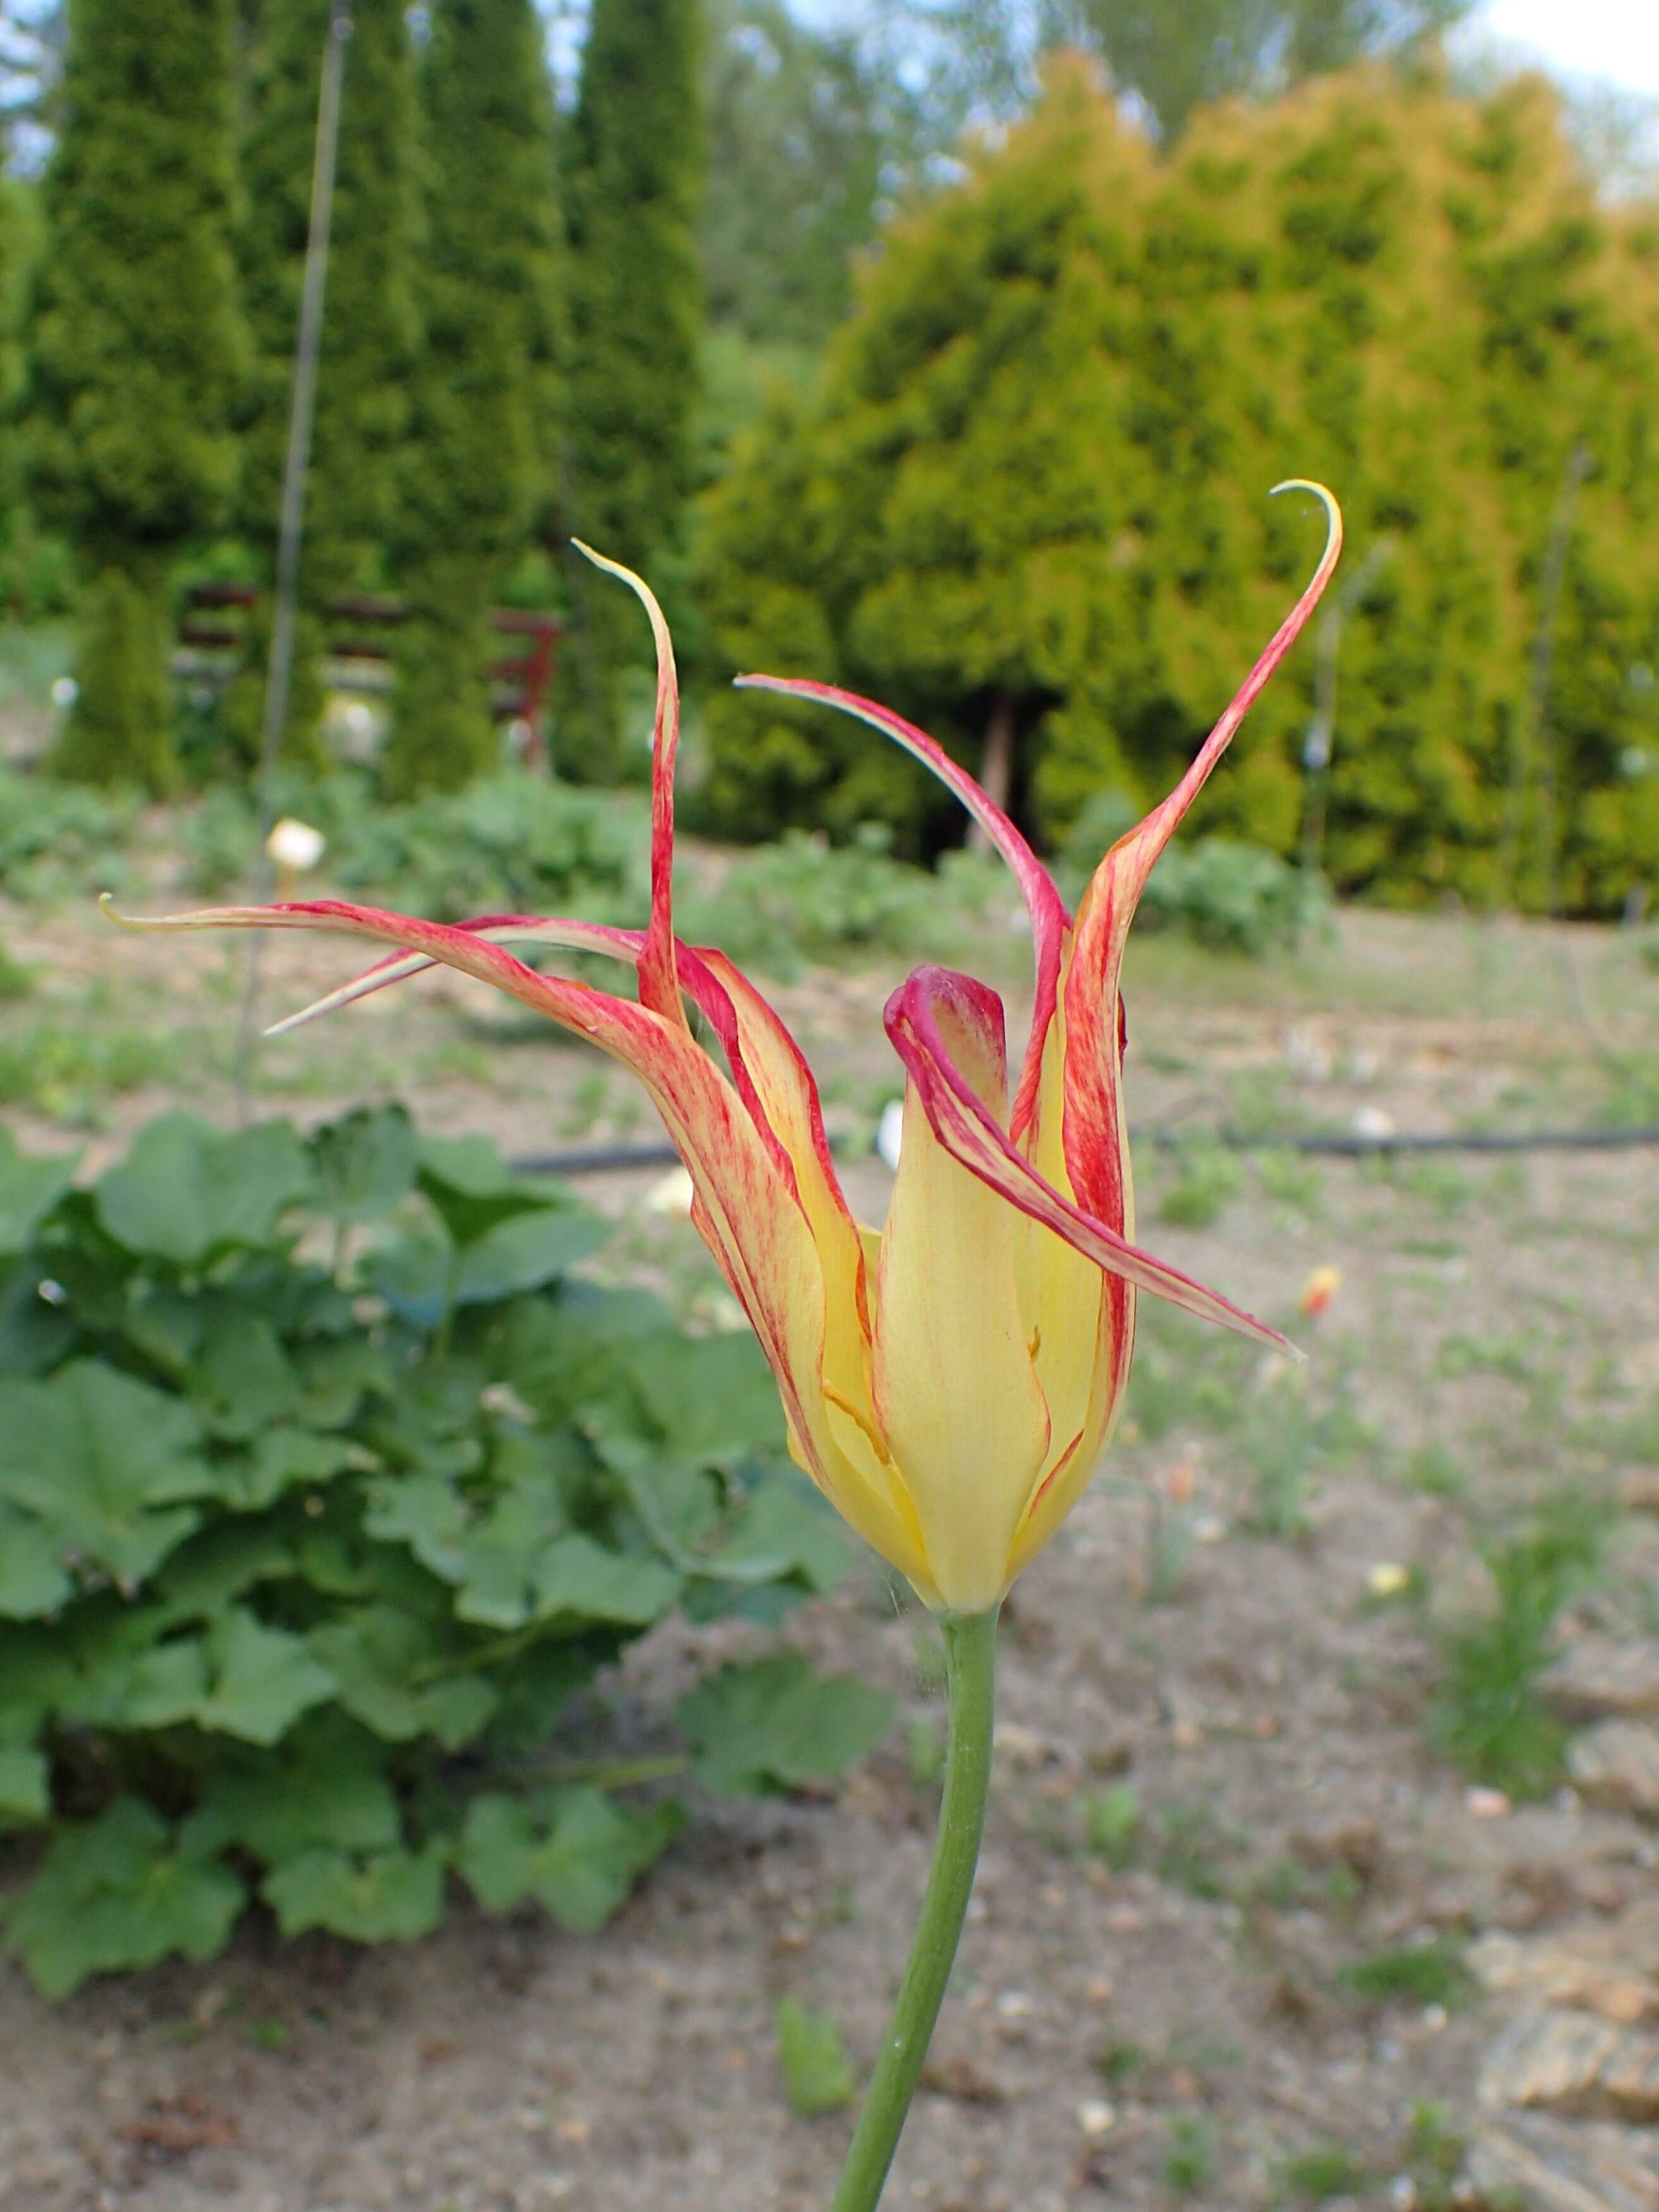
[27,0,247,789]
[699,62,1659,912]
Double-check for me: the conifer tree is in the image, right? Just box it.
[27,0,245,789]
[234,0,420,766]
[383,0,563,797]
[698,62,1659,913]
[562,0,705,779]
[0,177,29,600]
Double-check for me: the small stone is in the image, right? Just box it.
[1368,1561,1410,1598]
[1479,2009,1659,2120]
[996,1991,1033,2020]
[1567,1721,1659,1816]
[993,1722,1051,1767]
[1467,2110,1659,2212]
[1465,1786,1512,1819]
[1541,1638,1659,1723]
[1076,2099,1116,2137]
[920,2054,1008,2105]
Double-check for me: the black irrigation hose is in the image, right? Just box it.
[509,1122,1659,1179]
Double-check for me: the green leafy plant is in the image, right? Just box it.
[1336,1938,1474,2011]
[776,1996,859,2116]
[0,1107,892,1996]
[1428,1501,1605,1797]
[1156,1143,1243,1229]
[1163,2111,1218,2194]
[1283,2144,1371,2201]
[1082,1781,1142,1870]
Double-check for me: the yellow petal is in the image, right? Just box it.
[872,977,1049,1612]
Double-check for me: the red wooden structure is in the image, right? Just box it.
[176,583,564,764]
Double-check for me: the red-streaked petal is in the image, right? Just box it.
[264,911,884,1447]
[1063,482,1341,1226]
[574,544,686,1033]
[884,964,1292,1355]
[102,895,849,1438]
[734,672,1070,1145]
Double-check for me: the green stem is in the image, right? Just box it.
[831,1606,999,2212]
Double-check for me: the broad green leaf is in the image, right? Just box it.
[110,1609,336,1744]
[417,1134,557,1250]
[262,1840,449,1943]
[633,1331,787,1461]
[189,1312,298,1440]
[457,1787,682,1932]
[193,1609,337,1745]
[0,1360,212,1588]
[121,1281,205,1374]
[456,1205,607,1304]
[94,1114,313,1265]
[8,1798,244,1997]
[308,1606,498,1747]
[213,1427,357,1513]
[0,1501,71,1618]
[524,1533,681,1629]
[776,1998,856,2115]
[0,1622,77,1736]
[365,1470,474,1585]
[295,1337,395,1429]
[310,1105,418,1223]
[493,1284,670,1423]
[447,1474,574,1630]
[371,1203,603,1326]
[676,1654,894,1797]
[0,1257,77,1378]
[0,1128,78,1255]
[151,1521,294,1631]
[703,1472,849,1595]
[0,1745,49,1822]
[185,1724,399,1864]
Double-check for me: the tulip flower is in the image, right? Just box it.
[109,483,1341,2212]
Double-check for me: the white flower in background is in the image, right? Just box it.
[50,676,78,709]
[875,1097,904,1172]
[644,1164,695,1217]
[266,818,326,876]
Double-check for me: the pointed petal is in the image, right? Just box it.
[734,673,1070,1144]
[1063,482,1341,1227]
[104,894,841,1433]
[105,894,928,1594]
[872,971,1049,1612]
[573,543,687,1033]
[884,964,1292,1355]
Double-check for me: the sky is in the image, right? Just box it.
[1470,0,1659,97]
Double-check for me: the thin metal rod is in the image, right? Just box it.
[256,0,351,830]
[236,0,352,1116]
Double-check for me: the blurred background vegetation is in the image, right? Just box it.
[0,0,1656,912]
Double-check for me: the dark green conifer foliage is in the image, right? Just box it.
[383,0,564,799]
[234,0,420,767]
[562,0,705,780]
[27,0,245,789]
[698,63,1659,914]
[0,178,30,600]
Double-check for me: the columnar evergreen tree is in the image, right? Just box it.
[698,61,1659,913]
[562,0,705,779]
[383,0,564,798]
[0,177,29,598]
[234,0,420,766]
[27,0,245,788]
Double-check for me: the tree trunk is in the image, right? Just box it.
[969,692,1015,852]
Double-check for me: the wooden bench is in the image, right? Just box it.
[175,583,564,764]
